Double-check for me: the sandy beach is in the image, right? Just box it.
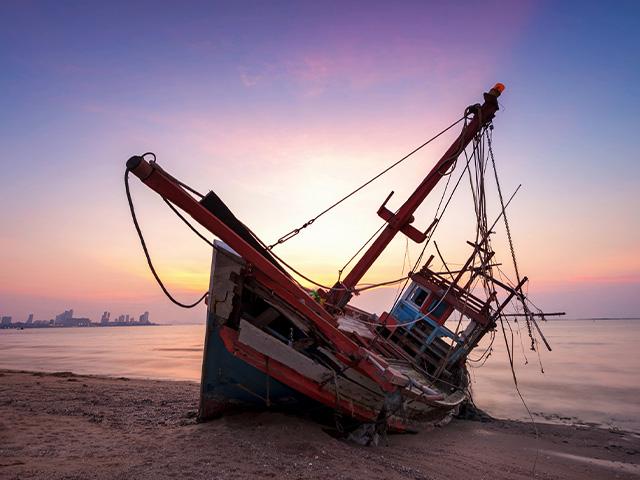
[1,370,638,479]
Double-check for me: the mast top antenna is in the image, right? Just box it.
[491,83,505,95]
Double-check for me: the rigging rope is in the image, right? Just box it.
[380,123,486,326]
[161,193,408,296]
[267,115,468,250]
[479,131,541,476]
[433,129,488,380]
[164,198,214,247]
[488,131,535,350]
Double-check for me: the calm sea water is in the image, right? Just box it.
[1,320,639,432]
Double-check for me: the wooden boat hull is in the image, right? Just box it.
[198,242,468,434]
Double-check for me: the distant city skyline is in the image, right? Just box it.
[0,308,155,328]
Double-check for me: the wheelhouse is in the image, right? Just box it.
[379,256,494,378]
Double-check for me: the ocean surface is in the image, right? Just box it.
[1,319,639,432]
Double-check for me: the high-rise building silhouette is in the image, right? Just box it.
[139,311,150,324]
[54,309,73,325]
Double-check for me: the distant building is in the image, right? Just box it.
[72,317,91,327]
[118,314,125,322]
[139,311,150,324]
[1,316,12,326]
[100,311,110,324]
[60,317,90,327]
[125,314,130,323]
[54,309,91,327]
[54,309,74,326]
[26,313,33,324]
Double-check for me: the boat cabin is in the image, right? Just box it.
[392,283,454,327]
[379,263,493,377]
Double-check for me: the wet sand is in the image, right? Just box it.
[1,370,638,480]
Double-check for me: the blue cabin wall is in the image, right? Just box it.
[391,298,423,328]
[388,282,468,366]
[390,284,438,328]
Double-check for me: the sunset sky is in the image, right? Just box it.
[1,1,638,324]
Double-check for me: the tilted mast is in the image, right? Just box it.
[327,83,505,309]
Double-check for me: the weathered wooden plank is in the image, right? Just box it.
[337,315,375,339]
[238,319,330,383]
[208,241,244,322]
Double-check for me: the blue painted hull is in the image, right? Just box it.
[198,311,315,420]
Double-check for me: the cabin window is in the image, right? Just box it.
[410,287,429,307]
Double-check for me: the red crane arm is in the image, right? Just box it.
[125,157,396,390]
[328,83,505,309]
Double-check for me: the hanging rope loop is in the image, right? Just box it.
[125,165,208,309]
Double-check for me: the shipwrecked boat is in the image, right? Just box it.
[125,83,560,440]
